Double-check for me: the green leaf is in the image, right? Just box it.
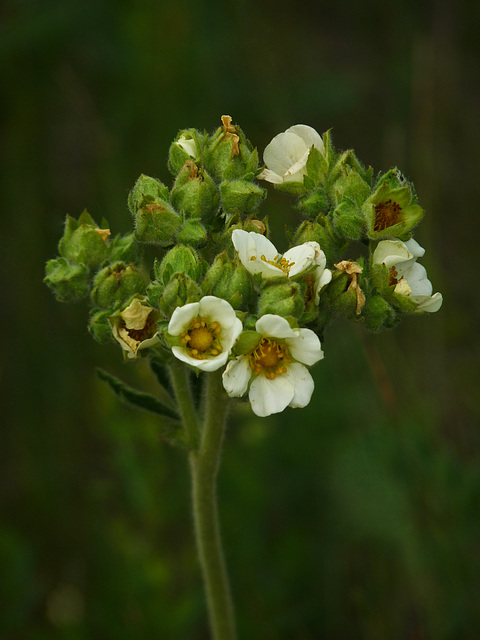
[97,368,182,427]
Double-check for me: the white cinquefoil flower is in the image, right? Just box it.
[168,296,243,372]
[232,230,331,294]
[222,314,323,417]
[258,124,325,184]
[372,239,443,312]
[110,297,160,359]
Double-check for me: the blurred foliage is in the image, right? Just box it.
[1,0,480,638]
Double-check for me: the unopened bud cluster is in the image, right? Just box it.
[45,116,442,415]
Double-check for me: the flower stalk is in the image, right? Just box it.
[189,370,237,640]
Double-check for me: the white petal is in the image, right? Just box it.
[168,302,200,335]
[404,238,425,258]
[413,292,443,313]
[313,267,332,304]
[222,356,251,397]
[255,314,297,339]
[248,374,294,417]
[398,262,433,296]
[284,363,315,409]
[285,125,325,154]
[372,240,412,268]
[177,136,197,158]
[283,242,317,277]
[232,229,281,277]
[171,346,228,372]
[285,329,323,366]
[263,132,308,177]
[220,317,244,352]
[257,168,283,184]
[198,296,237,329]
[283,148,310,179]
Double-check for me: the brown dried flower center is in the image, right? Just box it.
[374,199,402,232]
[125,314,156,342]
[388,266,399,286]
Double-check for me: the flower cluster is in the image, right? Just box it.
[45,116,442,418]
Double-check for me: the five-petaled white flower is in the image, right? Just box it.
[232,229,331,296]
[168,296,243,372]
[258,124,325,185]
[372,238,443,312]
[222,314,323,417]
[110,297,160,359]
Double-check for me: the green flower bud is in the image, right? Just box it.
[325,261,366,319]
[177,219,207,247]
[129,174,181,247]
[44,257,90,303]
[89,308,115,343]
[170,167,219,223]
[108,232,139,263]
[154,245,202,284]
[203,115,240,181]
[296,189,330,219]
[202,252,253,310]
[58,210,110,270]
[158,274,202,318]
[220,179,266,215]
[331,198,365,240]
[168,129,204,175]
[292,220,344,265]
[257,281,304,318]
[363,169,423,240]
[363,294,398,331]
[91,262,147,309]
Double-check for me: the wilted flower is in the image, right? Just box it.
[258,125,325,184]
[110,297,160,358]
[232,229,328,282]
[372,239,443,312]
[222,314,323,417]
[168,296,243,371]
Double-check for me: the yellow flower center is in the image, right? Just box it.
[249,338,291,379]
[180,317,222,360]
[374,199,402,232]
[249,253,295,276]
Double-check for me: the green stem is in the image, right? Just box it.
[190,370,237,640]
[168,359,200,450]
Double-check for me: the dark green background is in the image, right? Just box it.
[2,0,479,638]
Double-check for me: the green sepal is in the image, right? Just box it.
[58,211,110,270]
[88,308,115,343]
[44,258,90,303]
[232,330,261,356]
[91,262,147,309]
[170,169,219,223]
[295,190,330,219]
[305,146,328,186]
[390,292,419,314]
[96,368,186,448]
[220,179,266,215]
[154,245,201,283]
[177,218,208,247]
[109,233,139,263]
[331,198,365,240]
[258,281,305,319]
[363,294,397,331]
[274,181,306,196]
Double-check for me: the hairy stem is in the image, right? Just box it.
[190,369,237,640]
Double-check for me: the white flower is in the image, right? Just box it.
[258,124,325,184]
[111,297,160,359]
[168,296,243,372]
[232,229,330,286]
[222,314,323,417]
[372,239,443,312]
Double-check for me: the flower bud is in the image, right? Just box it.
[158,274,202,318]
[168,129,204,174]
[128,174,182,246]
[296,189,330,219]
[331,199,364,240]
[202,252,253,310]
[90,262,147,309]
[170,167,219,223]
[154,244,202,284]
[58,210,110,270]
[177,219,208,247]
[89,308,115,343]
[363,294,398,331]
[292,220,344,265]
[257,281,304,318]
[44,258,90,303]
[220,179,266,215]
[108,232,139,263]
